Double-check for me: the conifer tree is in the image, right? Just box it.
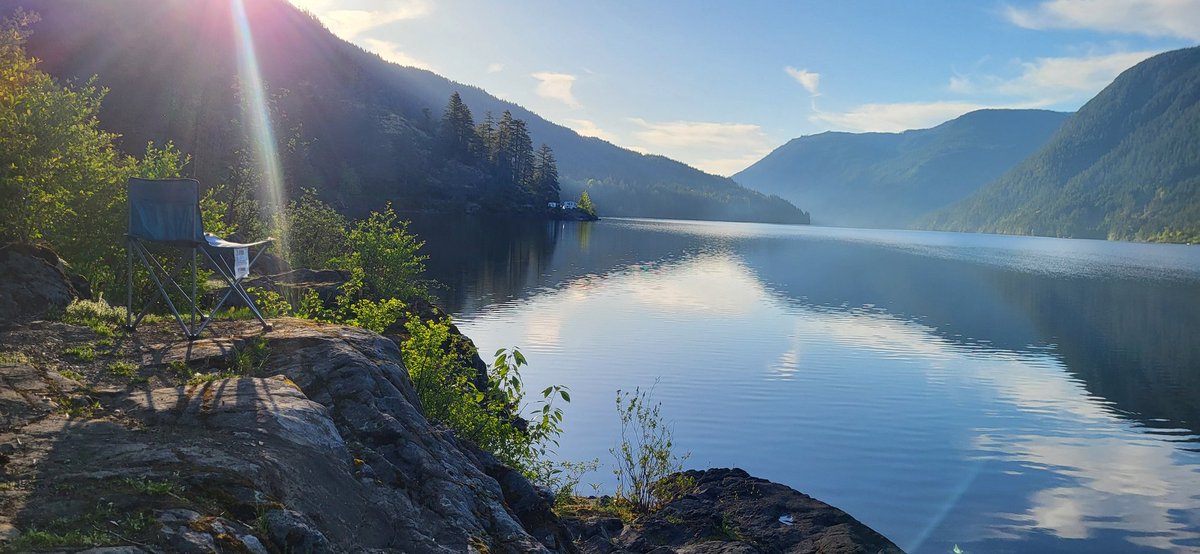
[494,111,516,183]
[475,111,497,164]
[508,118,535,193]
[578,191,596,217]
[438,92,476,163]
[533,143,560,203]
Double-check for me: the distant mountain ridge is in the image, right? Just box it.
[5,0,807,224]
[921,46,1200,242]
[732,109,1069,228]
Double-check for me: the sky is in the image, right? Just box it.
[287,0,1198,176]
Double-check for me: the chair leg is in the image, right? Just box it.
[141,246,200,317]
[191,247,198,335]
[196,248,272,335]
[125,240,210,340]
[240,245,268,328]
[132,242,191,338]
[125,242,134,330]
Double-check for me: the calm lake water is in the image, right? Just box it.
[408,216,1200,554]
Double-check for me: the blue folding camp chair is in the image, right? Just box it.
[125,178,274,339]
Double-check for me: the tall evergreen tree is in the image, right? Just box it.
[475,111,497,164]
[533,143,560,203]
[508,118,535,193]
[438,92,476,163]
[494,110,516,187]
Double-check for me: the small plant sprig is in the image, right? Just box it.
[611,385,691,513]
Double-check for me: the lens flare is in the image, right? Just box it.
[231,0,288,254]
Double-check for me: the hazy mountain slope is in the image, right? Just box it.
[6,0,807,223]
[921,47,1200,241]
[732,109,1068,227]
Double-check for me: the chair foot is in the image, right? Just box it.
[261,323,274,332]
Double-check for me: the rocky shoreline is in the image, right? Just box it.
[0,243,899,553]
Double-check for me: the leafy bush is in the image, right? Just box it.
[334,204,429,302]
[400,317,570,485]
[346,297,407,334]
[245,287,292,318]
[611,386,690,513]
[0,13,127,260]
[289,272,406,333]
[275,189,349,269]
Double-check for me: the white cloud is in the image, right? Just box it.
[486,62,504,73]
[361,38,431,70]
[564,119,617,143]
[630,119,766,150]
[532,72,582,109]
[628,118,774,175]
[288,0,431,40]
[950,50,1158,103]
[1005,0,1200,40]
[810,101,1004,133]
[785,66,821,94]
[816,49,1157,134]
[700,153,781,177]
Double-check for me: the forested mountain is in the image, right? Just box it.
[4,0,807,223]
[921,47,1200,242]
[732,109,1068,228]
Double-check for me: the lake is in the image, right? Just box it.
[407,216,1200,554]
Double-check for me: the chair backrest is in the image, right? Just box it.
[128,178,204,245]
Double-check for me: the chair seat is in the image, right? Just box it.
[203,233,274,249]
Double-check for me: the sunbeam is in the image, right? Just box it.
[231,0,288,254]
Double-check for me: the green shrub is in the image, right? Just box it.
[245,286,291,318]
[290,272,405,333]
[611,386,690,513]
[334,204,429,302]
[400,317,570,486]
[275,188,349,269]
[294,289,335,322]
[347,297,406,333]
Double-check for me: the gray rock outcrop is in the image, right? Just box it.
[0,243,88,324]
[0,319,572,553]
[567,468,903,554]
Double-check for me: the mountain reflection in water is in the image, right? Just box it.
[408,216,1200,553]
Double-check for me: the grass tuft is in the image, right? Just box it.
[62,345,97,362]
[61,299,125,336]
[106,360,138,378]
[0,351,33,365]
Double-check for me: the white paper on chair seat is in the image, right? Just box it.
[234,247,249,279]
